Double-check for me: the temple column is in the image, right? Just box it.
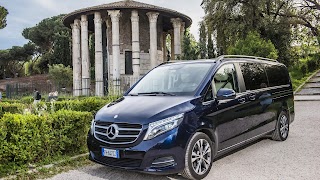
[147,12,159,69]
[108,10,121,94]
[171,18,182,60]
[131,10,140,78]
[80,15,90,96]
[94,12,104,97]
[71,19,82,96]
[169,30,174,60]
[180,22,185,58]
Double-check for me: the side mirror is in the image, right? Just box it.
[216,88,236,100]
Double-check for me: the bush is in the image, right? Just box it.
[0,102,25,117]
[300,64,308,75]
[48,97,116,114]
[307,59,319,72]
[227,31,279,60]
[0,110,92,175]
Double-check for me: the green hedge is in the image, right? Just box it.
[0,102,25,117]
[0,110,92,175]
[48,97,116,114]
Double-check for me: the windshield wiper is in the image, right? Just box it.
[137,92,176,96]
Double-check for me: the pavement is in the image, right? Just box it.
[46,100,320,180]
[295,71,320,101]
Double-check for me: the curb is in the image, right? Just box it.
[1,153,89,180]
[294,69,320,95]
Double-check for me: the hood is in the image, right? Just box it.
[95,96,197,125]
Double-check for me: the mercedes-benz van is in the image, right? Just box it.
[87,55,295,180]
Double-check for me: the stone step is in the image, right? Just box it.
[309,77,320,83]
[294,95,320,101]
[304,83,320,88]
[296,88,320,95]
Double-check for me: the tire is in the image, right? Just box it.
[181,132,214,180]
[272,111,289,141]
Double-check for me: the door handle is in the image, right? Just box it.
[238,97,246,104]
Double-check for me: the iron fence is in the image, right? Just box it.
[5,76,142,99]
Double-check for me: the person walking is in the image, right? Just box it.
[33,88,41,104]
[0,91,2,102]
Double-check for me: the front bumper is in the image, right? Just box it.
[87,127,191,175]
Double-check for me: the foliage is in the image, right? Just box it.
[201,0,294,64]
[227,31,279,59]
[0,110,92,176]
[0,6,8,29]
[0,102,25,117]
[22,14,72,72]
[0,43,36,78]
[182,29,199,60]
[48,64,73,88]
[207,31,215,58]
[199,21,207,59]
[48,97,115,114]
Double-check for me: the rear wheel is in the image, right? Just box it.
[181,132,214,180]
[272,111,289,141]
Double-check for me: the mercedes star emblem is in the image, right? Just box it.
[106,124,119,140]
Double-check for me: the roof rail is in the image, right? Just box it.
[217,55,278,62]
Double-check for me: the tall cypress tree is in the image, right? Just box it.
[199,21,207,59]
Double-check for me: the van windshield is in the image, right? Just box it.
[128,63,213,96]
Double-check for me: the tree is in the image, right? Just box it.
[0,43,36,78]
[182,29,199,60]
[227,31,279,59]
[201,0,294,64]
[199,21,207,59]
[22,14,72,72]
[48,64,73,88]
[0,6,8,29]
[207,31,215,58]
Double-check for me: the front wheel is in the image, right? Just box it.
[181,132,214,180]
[272,111,289,141]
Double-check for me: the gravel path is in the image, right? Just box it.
[47,101,320,180]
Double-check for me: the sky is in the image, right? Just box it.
[0,0,205,50]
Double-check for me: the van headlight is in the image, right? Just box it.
[90,119,95,135]
[144,113,184,140]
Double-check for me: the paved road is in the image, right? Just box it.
[47,101,320,180]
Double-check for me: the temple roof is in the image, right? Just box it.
[63,0,192,28]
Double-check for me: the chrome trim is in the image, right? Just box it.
[94,122,142,145]
[217,130,273,153]
[151,159,175,165]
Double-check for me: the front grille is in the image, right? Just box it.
[94,122,142,144]
[99,156,142,168]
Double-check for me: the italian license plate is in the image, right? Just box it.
[102,148,120,158]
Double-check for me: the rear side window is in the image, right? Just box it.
[265,64,290,86]
[240,63,268,90]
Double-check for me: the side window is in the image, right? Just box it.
[203,84,213,102]
[240,63,268,90]
[265,64,290,86]
[214,64,239,93]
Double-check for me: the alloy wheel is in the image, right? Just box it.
[280,115,289,138]
[191,139,212,175]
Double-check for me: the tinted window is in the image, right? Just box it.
[240,63,268,90]
[265,64,290,86]
[214,64,239,93]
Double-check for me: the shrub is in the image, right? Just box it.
[48,64,73,88]
[48,97,116,114]
[307,59,319,72]
[300,64,308,75]
[0,102,25,117]
[227,31,279,60]
[0,110,92,175]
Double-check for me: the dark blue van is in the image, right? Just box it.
[87,55,295,179]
